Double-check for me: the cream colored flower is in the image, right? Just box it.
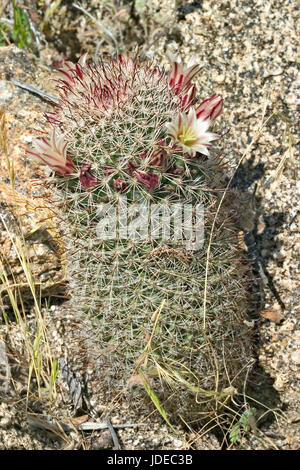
[166,108,219,157]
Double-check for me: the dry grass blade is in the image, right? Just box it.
[142,298,166,368]
[138,371,178,435]
[0,215,59,402]
[0,24,10,45]
[73,3,118,51]
[0,105,15,186]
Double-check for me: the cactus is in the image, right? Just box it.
[27,52,253,423]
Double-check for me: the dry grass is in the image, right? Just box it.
[0,217,59,404]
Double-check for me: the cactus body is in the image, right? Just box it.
[28,53,253,422]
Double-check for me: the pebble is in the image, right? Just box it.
[173,439,183,448]
[290,351,300,365]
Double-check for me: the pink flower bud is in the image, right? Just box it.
[140,146,167,169]
[195,94,223,121]
[135,170,159,190]
[80,162,98,189]
[26,130,75,176]
[168,59,201,96]
[180,84,196,112]
[113,177,128,193]
[126,160,139,176]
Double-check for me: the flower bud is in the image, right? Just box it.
[80,162,98,189]
[168,58,201,96]
[26,129,75,176]
[113,177,128,193]
[135,170,159,190]
[195,94,223,121]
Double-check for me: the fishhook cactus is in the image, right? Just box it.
[27,52,253,423]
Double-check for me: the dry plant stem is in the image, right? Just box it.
[78,421,147,431]
[73,3,118,51]
[0,25,10,45]
[104,417,121,450]
[0,106,15,186]
[11,79,60,103]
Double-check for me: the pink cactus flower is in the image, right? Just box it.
[195,94,223,121]
[168,57,202,96]
[26,129,75,176]
[113,177,128,193]
[166,107,219,157]
[135,170,159,190]
[80,162,98,189]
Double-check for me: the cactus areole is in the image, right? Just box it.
[28,52,253,423]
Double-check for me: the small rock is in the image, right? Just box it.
[290,351,300,365]
[260,309,284,324]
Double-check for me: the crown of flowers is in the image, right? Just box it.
[27,53,223,191]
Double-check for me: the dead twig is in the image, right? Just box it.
[72,3,118,51]
[78,421,147,431]
[104,417,121,450]
[0,338,11,394]
[10,79,60,104]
